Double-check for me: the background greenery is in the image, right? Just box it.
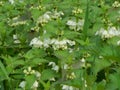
[0,0,120,90]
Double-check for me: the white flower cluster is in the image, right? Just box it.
[62,84,79,90]
[81,78,87,88]
[112,1,120,8]
[37,12,51,26]
[72,8,83,15]
[30,37,75,50]
[66,19,84,31]
[10,21,27,26]
[30,5,45,10]
[37,10,64,26]
[19,80,39,89]
[8,16,27,26]
[23,67,41,79]
[117,40,120,46]
[48,62,59,72]
[95,26,120,39]
[67,72,76,79]
[20,67,41,89]
[13,34,21,44]
[51,10,64,20]
[9,0,14,4]
[0,1,3,6]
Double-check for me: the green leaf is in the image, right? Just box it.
[25,75,36,89]
[41,69,57,81]
[97,80,106,90]
[63,30,80,39]
[0,61,10,80]
[92,59,111,75]
[31,9,42,21]
[24,48,46,59]
[106,73,120,90]
[26,58,48,66]
[83,0,89,39]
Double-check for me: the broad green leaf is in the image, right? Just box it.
[41,69,58,81]
[0,61,9,80]
[26,58,48,66]
[25,75,36,89]
[24,48,46,59]
[106,73,120,90]
[92,59,111,75]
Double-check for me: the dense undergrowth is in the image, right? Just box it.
[0,0,120,90]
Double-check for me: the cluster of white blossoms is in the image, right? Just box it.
[112,1,120,8]
[48,62,59,72]
[66,19,84,31]
[30,37,75,50]
[72,8,83,15]
[9,0,14,4]
[117,40,120,46]
[19,67,41,89]
[62,84,79,90]
[23,67,41,78]
[8,16,27,27]
[95,26,120,39]
[67,72,76,79]
[19,80,39,89]
[13,34,21,44]
[36,10,64,26]
[9,0,24,4]
[37,12,51,26]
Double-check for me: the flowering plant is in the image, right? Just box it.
[0,0,120,90]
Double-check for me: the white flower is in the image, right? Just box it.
[112,1,120,8]
[80,58,86,67]
[43,12,51,21]
[66,19,84,31]
[13,34,18,40]
[84,80,87,87]
[52,65,59,72]
[95,27,120,39]
[48,62,56,66]
[63,64,69,69]
[13,34,21,44]
[37,12,51,26]
[67,40,75,46]
[19,81,26,88]
[43,38,51,48]
[31,81,39,89]
[29,37,43,48]
[76,19,84,31]
[35,71,41,78]
[117,40,120,46]
[14,40,21,44]
[48,62,59,72]
[66,20,76,30]
[23,67,35,75]
[62,85,73,90]
[51,10,64,19]
[50,77,55,81]
[62,85,79,90]
[9,0,14,4]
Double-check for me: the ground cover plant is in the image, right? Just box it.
[0,0,120,90]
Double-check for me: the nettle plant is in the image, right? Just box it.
[0,0,120,90]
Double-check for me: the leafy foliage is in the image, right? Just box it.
[0,0,120,90]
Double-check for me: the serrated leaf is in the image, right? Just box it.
[0,61,10,80]
[25,75,36,89]
[92,59,111,75]
[27,58,48,66]
[24,48,46,59]
[106,73,120,90]
[41,69,57,81]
